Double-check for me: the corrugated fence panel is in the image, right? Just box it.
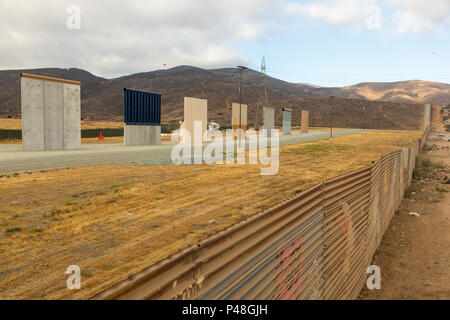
[197,188,324,300]
[92,185,325,300]
[322,167,371,300]
[93,129,429,300]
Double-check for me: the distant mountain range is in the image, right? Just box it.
[0,66,448,129]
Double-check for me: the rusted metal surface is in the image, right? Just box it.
[93,130,428,300]
[93,185,325,300]
[322,167,371,300]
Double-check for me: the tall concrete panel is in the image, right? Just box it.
[21,77,45,151]
[301,110,309,133]
[63,83,81,150]
[20,73,81,151]
[232,103,248,129]
[282,108,292,135]
[263,106,275,137]
[423,104,431,131]
[182,97,207,144]
[44,81,64,150]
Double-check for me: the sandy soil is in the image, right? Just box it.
[360,115,449,300]
[0,130,422,299]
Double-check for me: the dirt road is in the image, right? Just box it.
[360,116,450,300]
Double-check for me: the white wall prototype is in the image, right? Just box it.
[181,97,208,144]
[232,103,248,129]
[263,106,275,137]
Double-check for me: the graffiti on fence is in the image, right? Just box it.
[273,236,305,300]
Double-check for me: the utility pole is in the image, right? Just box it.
[237,66,248,144]
[362,104,366,132]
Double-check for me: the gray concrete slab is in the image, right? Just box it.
[150,125,161,145]
[0,129,362,174]
[263,106,275,137]
[63,83,81,150]
[21,77,45,151]
[44,81,64,151]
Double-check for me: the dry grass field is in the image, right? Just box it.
[0,130,423,299]
[0,119,123,130]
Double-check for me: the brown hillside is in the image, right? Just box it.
[0,66,446,129]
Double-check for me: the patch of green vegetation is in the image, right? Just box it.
[292,143,351,155]
[31,228,44,233]
[111,184,121,193]
[12,214,19,219]
[81,269,93,278]
[436,185,449,193]
[238,204,244,210]
[5,227,22,235]
[0,248,4,254]
[428,199,441,203]
[151,224,161,229]
[102,263,114,271]
[72,194,79,198]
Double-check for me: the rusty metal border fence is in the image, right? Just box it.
[93,128,429,300]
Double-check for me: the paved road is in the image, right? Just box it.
[0,129,362,174]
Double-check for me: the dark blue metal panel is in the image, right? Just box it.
[123,88,161,125]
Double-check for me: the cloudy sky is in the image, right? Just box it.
[0,0,449,86]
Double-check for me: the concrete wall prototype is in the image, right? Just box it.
[21,77,45,151]
[20,73,81,151]
[301,110,309,133]
[263,106,275,137]
[232,103,248,130]
[63,83,81,150]
[124,124,161,146]
[282,108,292,135]
[181,97,207,144]
[423,104,431,131]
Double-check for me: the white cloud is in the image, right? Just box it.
[0,0,280,77]
[388,0,450,34]
[285,0,450,34]
[284,0,381,30]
